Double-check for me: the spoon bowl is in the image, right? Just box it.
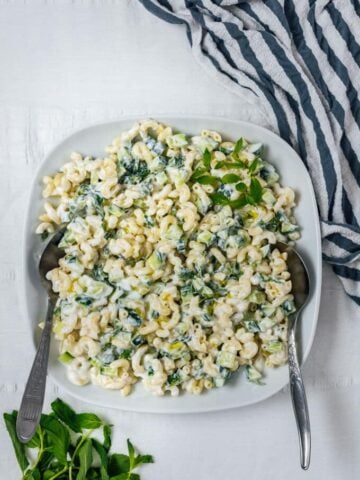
[38,226,67,297]
[276,241,310,311]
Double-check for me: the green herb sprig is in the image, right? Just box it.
[191,138,264,210]
[3,398,153,480]
[210,178,263,208]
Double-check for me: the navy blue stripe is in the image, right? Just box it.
[236,2,309,164]
[193,5,286,99]
[350,0,360,16]
[327,2,360,67]
[195,0,222,22]
[284,1,360,188]
[185,7,255,92]
[333,264,360,281]
[209,30,238,69]
[139,0,184,24]
[158,0,173,10]
[264,0,291,37]
[322,219,360,235]
[348,293,360,306]
[240,2,276,35]
[185,2,230,68]
[323,252,360,265]
[339,135,360,188]
[183,2,294,147]
[203,47,244,85]
[342,188,360,229]
[284,0,345,123]
[284,93,308,169]
[326,232,360,253]
[244,2,337,220]
[224,22,292,144]
[307,6,360,131]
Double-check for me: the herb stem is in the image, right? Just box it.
[68,429,94,480]
[21,428,45,480]
[49,465,68,480]
[31,427,44,471]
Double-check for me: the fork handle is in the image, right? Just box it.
[16,299,55,443]
[288,319,311,470]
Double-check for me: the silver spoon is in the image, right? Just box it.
[276,242,311,470]
[16,226,66,443]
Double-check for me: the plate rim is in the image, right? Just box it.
[21,114,322,413]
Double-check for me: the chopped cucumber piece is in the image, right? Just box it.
[244,320,261,333]
[246,365,263,384]
[262,189,276,206]
[217,351,237,370]
[197,230,214,246]
[282,299,296,314]
[260,244,270,257]
[101,366,118,377]
[108,204,123,217]
[164,223,183,241]
[281,222,298,233]
[167,133,188,148]
[267,341,283,353]
[262,305,276,317]
[146,251,165,271]
[58,352,74,365]
[248,290,266,304]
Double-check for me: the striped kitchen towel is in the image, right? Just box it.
[138,0,360,305]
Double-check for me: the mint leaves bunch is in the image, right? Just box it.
[3,398,153,480]
[190,138,264,209]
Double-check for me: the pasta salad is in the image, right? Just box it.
[36,120,300,397]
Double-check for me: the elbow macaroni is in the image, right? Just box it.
[38,120,300,396]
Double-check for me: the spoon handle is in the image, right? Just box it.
[288,317,311,470]
[16,299,55,443]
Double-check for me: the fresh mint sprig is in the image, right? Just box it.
[3,398,154,480]
[191,139,264,210]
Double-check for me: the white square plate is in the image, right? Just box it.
[22,116,322,413]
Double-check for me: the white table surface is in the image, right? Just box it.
[0,1,359,479]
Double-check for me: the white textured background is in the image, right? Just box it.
[0,1,359,479]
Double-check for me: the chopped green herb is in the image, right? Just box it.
[214,160,246,170]
[249,178,263,203]
[249,157,261,173]
[203,148,211,169]
[233,137,245,154]
[235,182,247,192]
[195,175,219,186]
[167,371,181,386]
[210,192,230,205]
[74,294,94,306]
[222,173,241,184]
[230,195,249,209]
[190,167,207,181]
[178,268,195,281]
